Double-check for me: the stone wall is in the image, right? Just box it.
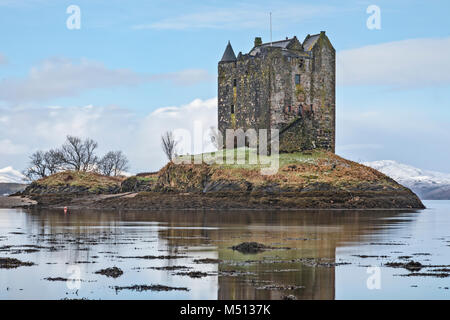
[307,32,336,152]
[218,56,271,135]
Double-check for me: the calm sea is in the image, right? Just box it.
[0,200,449,299]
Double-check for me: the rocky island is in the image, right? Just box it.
[15,150,424,210]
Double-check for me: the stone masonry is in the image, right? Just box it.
[218,32,335,153]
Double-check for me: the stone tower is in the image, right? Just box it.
[218,32,335,153]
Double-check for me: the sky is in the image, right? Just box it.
[0,0,449,174]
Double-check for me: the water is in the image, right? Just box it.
[0,200,449,300]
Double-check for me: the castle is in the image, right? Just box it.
[218,32,335,153]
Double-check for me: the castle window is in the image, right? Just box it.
[295,74,301,85]
[231,105,235,114]
[288,106,292,112]
[233,79,237,87]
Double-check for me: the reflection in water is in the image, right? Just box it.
[1,202,449,300]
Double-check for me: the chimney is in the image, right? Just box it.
[254,37,262,47]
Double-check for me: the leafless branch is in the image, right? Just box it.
[161,131,177,161]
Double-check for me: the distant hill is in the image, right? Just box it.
[0,183,28,196]
[0,167,27,195]
[363,160,450,200]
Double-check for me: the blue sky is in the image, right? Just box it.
[0,0,449,173]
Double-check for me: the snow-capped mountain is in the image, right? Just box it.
[363,160,450,200]
[0,166,26,184]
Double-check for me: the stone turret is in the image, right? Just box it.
[220,41,237,63]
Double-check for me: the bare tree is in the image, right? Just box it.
[98,151,129,176]
[23,135,131,181]
[44,149,64,174]
[60,135,98,171]
[60,136,83,171]
[23,151,47,181]
[81,138,98,171]
[23,149,67,181]
[161,131,177,161]
[98,153,115,176]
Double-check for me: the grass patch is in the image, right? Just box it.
[172,148,397,189]
[33,171,124,190]
[176,148,322,170]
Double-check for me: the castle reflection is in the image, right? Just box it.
[23,208,419,300]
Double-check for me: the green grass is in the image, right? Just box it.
[35,171,123,190]
[136,176,157,182]
[175,148,324,170]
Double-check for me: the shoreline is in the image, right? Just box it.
[6,189,425,211]
[0,196,37,209]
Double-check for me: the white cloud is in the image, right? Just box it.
[337,37,450,88]
[336,105,450,171]
[0,58,212,104]
[0,98,217,173]
[0,58,146,103]
[0,139,27,155]
[137,98,218,166]
[0,166,25,183]
[133,4,336,30]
